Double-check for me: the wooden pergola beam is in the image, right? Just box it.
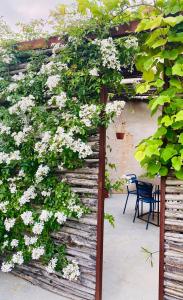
[16,20,139,51]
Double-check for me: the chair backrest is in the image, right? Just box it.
[136,181,153,199]
[126,174,137,184]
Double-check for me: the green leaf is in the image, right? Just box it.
[104,213,115,228]
[151,38,167,49]
[142,70,155,82]
[162,49,179,60]
[172,156,182,171]
[180,149,183,160]
[168,32,183,43]
[135,150,145,162]
[170,78,182,89]
[153,79,164,88]
[161,146,177,161]
[161,115,173,127]
[154,126,167,138]
[136,82,150,94]
[159,166,168,176]
[175,110,183,122]
[163,16,183,27]
[136,16,163,32]
[102,0,121,10]
[151,95,170,111]
[175,169,183,180]
[172,63,183,76]
[145,28,169,47]
[145,145,160,157]
[147,161,161,175]
[178,133,183,145]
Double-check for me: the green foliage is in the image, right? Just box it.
[104,213,115,228]
[135,1,183,179]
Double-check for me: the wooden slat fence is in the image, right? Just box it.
[163,176,183,300]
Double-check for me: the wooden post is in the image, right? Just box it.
[96,86,107,300]
[159,177,166,300]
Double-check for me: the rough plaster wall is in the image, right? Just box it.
[106,102,160,185]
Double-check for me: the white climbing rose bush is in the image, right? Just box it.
[0,15,138,279]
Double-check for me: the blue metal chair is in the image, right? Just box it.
[123,174,137,214]
[133,181,159,230]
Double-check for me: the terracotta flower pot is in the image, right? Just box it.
[116,132,125,140]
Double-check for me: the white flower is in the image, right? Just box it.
[24,235,38,246]
[72,205,83,218]
[1,261,14,272]
[35,165,50,183]
[18,169,25,178]
[0,201,9,213]
[0,47,14,64]
[2,240,9,249]
[12,72,25,81]
[62,260,80,281]
[0,122,11,135]
[124,36,138,49]
[39,61,54,75]
[52,43,63,55]
[41,190,51,197]
[79,104,99,127]
[19,186,36,206]
[105,101,125,117]
[12,251,24,265]
[9,183,17,194]
[9,95,35,115]
[32,222,44,235]
[48,92,67,109]
[35,131,51,157]
[32,246,45,260]
[4,218,16,231]
[58,163,64,171]
[12,126,32,146]
[68,199,83,218]
[45,257,58,274]
[8,151,21,163]
[7,83,18,92]
[50,127,92,159]
[89,68,99,76]
[46,75,60,90]
[55,212,67,225]
[93,38,121,71]
[10,239,19,248]
[39,210,52,222]
[21,211,34,225]
[0,151,21,165]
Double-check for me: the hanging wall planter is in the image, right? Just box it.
[116,132,125,140]
[113,106,126,140]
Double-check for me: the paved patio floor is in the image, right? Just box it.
[0,194,159,300]
[103,194,159,300]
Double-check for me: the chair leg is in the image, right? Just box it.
[157,200,160,226]
[146,203,152,230]
[123,193,129,214]
[133,200,139,223]
[152,202,155,220]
